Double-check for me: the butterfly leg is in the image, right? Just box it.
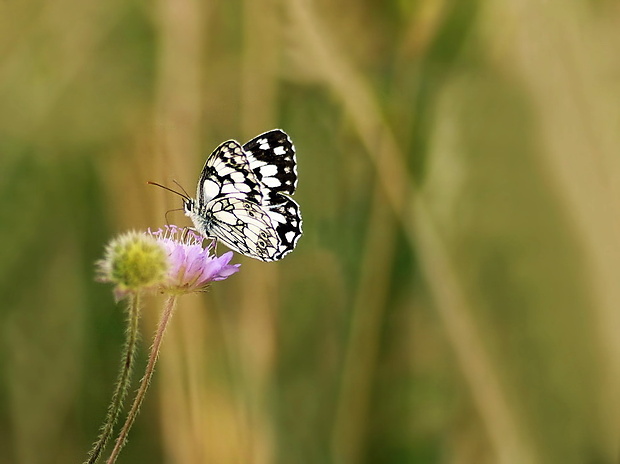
[204,237,218,254]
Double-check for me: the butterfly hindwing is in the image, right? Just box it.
[198,140,263,205]
[243,129,298,203]
[264,197,303,260]
[205,197,281,261]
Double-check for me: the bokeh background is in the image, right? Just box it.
[1,0,620,463]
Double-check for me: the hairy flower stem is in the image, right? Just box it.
[106,295,178,464]
[85,292,142,464]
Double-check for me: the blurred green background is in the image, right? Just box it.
[1,0,619,463]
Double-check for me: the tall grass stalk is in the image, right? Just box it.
[332,187,397,464]
[287,0,537,462]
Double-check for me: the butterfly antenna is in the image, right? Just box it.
[164,208,184,225]
[172,179,191,199]
[147,181,190,201]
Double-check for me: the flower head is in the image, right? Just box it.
[150,225,240,294]
[98,226,240,299]
[97,231,170,301]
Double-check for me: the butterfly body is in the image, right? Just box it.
[184,130,302,261]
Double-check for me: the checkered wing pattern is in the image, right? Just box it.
[243,129,298,204]
[197,140,263,206]
[201,197,281,261]
[184,130,302,262]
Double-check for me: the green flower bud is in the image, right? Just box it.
[98,232,169,300]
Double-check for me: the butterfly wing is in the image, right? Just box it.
[188,131,302,262]
[197,140,263,206]
[205,197,282,262]
[263,197,303,260]
[242,129,298,203]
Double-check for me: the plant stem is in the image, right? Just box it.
[84,292,142,464]
[106,295,178,464]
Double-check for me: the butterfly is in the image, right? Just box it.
[179,129,302,262]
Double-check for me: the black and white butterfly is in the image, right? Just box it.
[180,129,302,261]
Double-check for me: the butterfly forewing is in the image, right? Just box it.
[198,140,263,205]
[243,129,298,203]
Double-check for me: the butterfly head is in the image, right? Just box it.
[183,198,195,215]
[147,181,196,219]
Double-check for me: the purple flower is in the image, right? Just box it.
[149,225,240,293]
